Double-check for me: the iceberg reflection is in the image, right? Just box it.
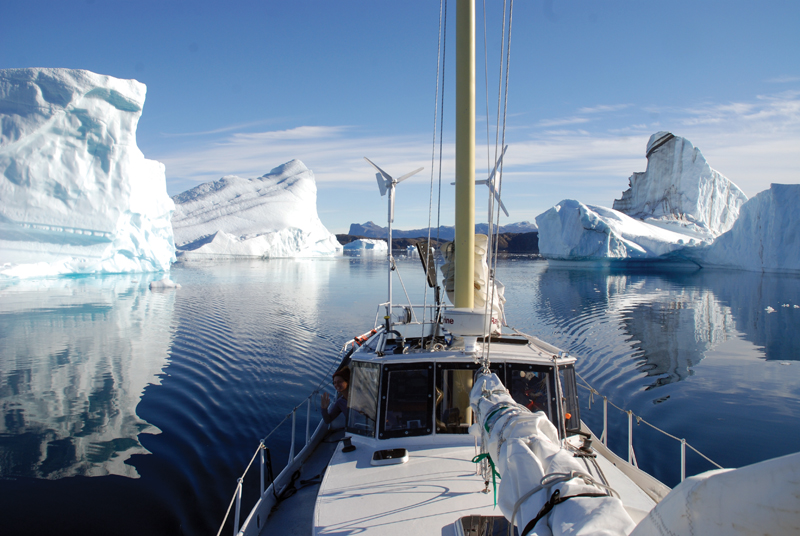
[532,265,799,390]
[0,274,175,478]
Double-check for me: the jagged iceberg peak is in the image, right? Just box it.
[536,132,750,263]
[0,68,176,279]
[699,184,800,274]
[613,131,748,237]
[171,160,342,258]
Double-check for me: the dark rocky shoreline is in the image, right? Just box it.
[336,232,539,254]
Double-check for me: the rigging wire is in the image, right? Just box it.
[480,0,514,368]
[423,0,449,348]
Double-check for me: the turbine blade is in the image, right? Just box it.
[486,144,509,183]
[364,157,393,181]
[497,196,509,217]
[395,167,424,184]
[375,173,387,196]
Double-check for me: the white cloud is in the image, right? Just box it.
[766,75,800,84]
[153,90,800,232]
[536,116,591,127]
[577,104,631,114]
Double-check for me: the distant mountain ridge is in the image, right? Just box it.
[348,221,537,240]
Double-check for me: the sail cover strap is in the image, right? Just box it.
[521,489,609,536]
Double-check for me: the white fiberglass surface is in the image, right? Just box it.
[315,441,495,535]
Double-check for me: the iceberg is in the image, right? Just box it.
[0,68,176,279]
[699,184,800,274]
[342,238,388,251]
[171,160,342,259]
[536,199,705,260]
[613,132,747,237]
[536,132,747,262]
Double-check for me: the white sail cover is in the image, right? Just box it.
[470,373,635,535]
[441,234,506,333]
[631,451,800,536]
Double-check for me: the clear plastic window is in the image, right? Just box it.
[346,361,380,437]
[509,364,553,419]
[436,369,474,433]
[380,365,433,438]
[435,363,505,434]
[559,365,581,435]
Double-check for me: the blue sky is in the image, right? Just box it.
[2,1,799,233]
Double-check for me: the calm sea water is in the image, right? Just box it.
[1,256,798,535]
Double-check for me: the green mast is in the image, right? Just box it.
[454,0,475,309]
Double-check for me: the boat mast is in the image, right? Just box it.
[455,0,476,309]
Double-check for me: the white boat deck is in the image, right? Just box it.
[315,440,497,535]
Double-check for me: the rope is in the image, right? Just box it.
[509,470,615,536]
[472,452,502,507]
[520,489,609,536]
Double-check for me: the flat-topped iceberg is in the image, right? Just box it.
[536,199,706,261]
[0,68,176,278]
[343,238,388,251]
[537,132,747,262]
[171,160,342,259]
[699,184,800,274]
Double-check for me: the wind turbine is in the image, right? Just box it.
[364,157,423,325]
[450,145,509,222]
[478,145,509,220]
[364,157,423,224]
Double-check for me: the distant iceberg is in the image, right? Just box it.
[698,184,800,274]
[343,238,388,251]
[536,132,747,262]
[348,221,537,240]
[171,160,342,259]
[0,68,176,279]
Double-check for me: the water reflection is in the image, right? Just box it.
[0,274,176,478]
[531,265,800,390]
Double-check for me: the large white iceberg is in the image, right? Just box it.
[536,199,707,260]
[613,132,747,237]
[171,160,342,259]
[537,133,747,261]
[699,184,800,274]
[0,68,176,279]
